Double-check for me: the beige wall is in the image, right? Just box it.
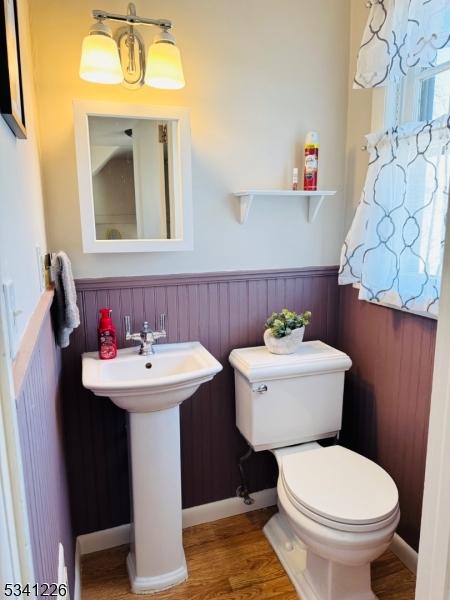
[0,0,47,347]
[344,0,373,229]
[30,0,351,278]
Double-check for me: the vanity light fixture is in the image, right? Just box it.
[79,2,185,90]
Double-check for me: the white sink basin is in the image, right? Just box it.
[82,342,222,412]
[81,340,222,594]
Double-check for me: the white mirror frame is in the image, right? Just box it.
[73,100,193,253]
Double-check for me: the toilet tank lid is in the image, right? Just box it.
[228,341,352,382]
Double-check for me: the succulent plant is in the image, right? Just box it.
[264,308,312,339]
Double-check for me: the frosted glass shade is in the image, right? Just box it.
[145,42,185,89]
[80,33,123,84]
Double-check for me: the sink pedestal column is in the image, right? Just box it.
[126,405,187,594]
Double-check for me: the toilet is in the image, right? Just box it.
[229,340,400,600]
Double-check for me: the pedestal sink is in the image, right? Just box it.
[82,342,223,594]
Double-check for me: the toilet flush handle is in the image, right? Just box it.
[254,384,268,394]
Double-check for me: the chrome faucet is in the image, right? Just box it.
[124,314,167,355]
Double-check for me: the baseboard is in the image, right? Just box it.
[390,533,418,574]
[57,544,69,600]
[182,487,277,528]
[77,523,131,555]
[73,539,81,600]
[77,488,276,556]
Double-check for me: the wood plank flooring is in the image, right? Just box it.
[82,508,416,599]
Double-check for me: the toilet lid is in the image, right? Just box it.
[281,446,399,526]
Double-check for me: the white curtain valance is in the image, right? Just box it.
[355,0,450,88]
[339,114,450,317]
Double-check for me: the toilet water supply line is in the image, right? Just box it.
[237,444,255,505]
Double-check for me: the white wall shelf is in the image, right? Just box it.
[233,190,336,224]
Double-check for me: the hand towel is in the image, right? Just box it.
[50,251,80,348]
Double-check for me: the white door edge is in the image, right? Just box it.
[416,188,450,600]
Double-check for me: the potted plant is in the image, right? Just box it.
[263,308,312,355]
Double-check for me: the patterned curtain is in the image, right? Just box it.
[339,115,450,316]
[355,0,450,88]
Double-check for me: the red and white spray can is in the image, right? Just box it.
[98,308,117,360]
[303,131,319,191]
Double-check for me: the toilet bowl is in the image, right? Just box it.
[265,443,399,599]
[229,341,400,600]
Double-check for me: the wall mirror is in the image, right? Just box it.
[73,101,192,253]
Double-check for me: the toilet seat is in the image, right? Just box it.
[280,445,399,533]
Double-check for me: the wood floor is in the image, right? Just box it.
[81,508,416,599]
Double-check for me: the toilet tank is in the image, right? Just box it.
[229,341,352,452]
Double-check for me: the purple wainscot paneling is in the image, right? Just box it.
[16,305,74,590]
[62,267,340,535]
[339,285,437,551]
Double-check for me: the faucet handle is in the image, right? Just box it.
[124,315,131,337]
[159,313,167,333]
[142,321,152,333]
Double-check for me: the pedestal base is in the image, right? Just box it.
[128,406,186,594]
[127,552,188,595]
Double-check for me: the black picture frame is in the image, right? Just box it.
[0,0,26,138]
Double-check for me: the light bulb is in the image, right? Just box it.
[80,21,123,84]
[144,30,185,90]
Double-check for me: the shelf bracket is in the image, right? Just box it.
[238,194,253,224]
[308,195,326,223]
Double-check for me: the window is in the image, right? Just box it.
[381,55,450,299]
[344,41,450,318]
[387,45,450,127]
[342,1,450,318]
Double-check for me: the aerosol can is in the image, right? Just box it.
[303,131,319,191]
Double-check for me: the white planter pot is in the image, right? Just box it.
[263,327,305,355]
